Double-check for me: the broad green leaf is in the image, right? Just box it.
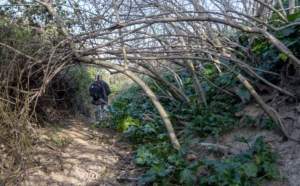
[236,87,251,103]
[279,53,289,62]
[263,163,280,179]
[117,116,140,132]
[243,162,258,177]
[180,168,196,185]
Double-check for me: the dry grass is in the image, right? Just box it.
[0,101,36,185]
[0,18,71,185]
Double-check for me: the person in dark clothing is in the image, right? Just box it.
[89,75,111,121]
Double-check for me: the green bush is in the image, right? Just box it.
[200,137,279,186]
[66,66,95,115]
[108,67,280,185]
[108,32,290,183]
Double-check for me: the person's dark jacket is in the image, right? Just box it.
[95,80,111,103]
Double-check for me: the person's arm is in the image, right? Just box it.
[105,82,111,95]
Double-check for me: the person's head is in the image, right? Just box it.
[96,74,102,81]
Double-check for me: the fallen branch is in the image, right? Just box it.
[237,74,300,142]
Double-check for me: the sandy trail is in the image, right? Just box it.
[23,117,139,186]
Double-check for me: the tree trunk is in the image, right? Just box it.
[289,0,296,14]
[125,70,181,150]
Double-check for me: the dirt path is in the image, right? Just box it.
[23,117,139,186]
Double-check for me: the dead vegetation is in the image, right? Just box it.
[0,102,33,184]
[0,17,72,185]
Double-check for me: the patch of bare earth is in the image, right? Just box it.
[218,102,300,186]
[22,117,140,186]
[189,101,300,186]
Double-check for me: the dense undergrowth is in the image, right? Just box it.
[1,1,300,185]
[65,66,96,115]
[0,19,45,184]
[109,68,279,185]
[107,12,300,185]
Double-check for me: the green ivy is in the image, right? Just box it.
[200,137,279,186]
[108,43,282,185]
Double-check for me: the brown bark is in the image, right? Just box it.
[237,74,299,142]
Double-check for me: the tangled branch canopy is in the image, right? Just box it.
[1,0,299,149]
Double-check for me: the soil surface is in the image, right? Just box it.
[219,127,300,186]
[21,102,300,186]
[23,117,140,186]
[230,102,300,186]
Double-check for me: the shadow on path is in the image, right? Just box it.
[23,117,140,186]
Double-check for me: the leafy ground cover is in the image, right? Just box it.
[108,66,280,185]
